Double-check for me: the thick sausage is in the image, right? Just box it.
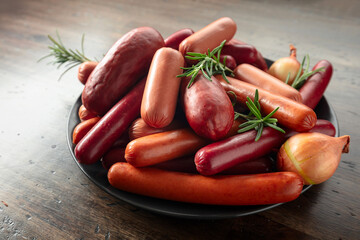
[217,75,317,132]
[164,28,194,50]
[82,27,164,115]
[181,74,234,141]
[141,47,184,128]
[125,128,208,167]
[179,17,236,55]
[234,64,302,102]
[108,162,304,205]
[74,77,146,165]
[221,44,258,65]
[299,60,333,109]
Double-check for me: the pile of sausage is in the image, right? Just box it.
[72,17,334,205]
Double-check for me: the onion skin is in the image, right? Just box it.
[277,133,350,185]
[268,44,300,85]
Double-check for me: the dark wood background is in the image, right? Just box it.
[0,0,359,239]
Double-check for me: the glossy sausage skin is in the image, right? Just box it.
[234,64,302,102]
[108,162,303,205]
[128,118,185,140]
[195,119,335,175]
[101,147,126,170]
[181,74,234,141]
[78,61,98,85]
[164,28,194,50]
[141,48,184,128]
[78,105,98,122]
[179,17,236,55]
[220,54,237,70]
[221,44,258,65]
[195,127,285,175]
[217,75,317,132]
[72,117,101,144]
[300,60,333,109]
[125,128,208,167]
[75,77,146,165]
[82,27,164,115]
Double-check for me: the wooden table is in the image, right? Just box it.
[1,0,359,239]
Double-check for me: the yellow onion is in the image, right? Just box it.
[277,133,350,185]
[268,44,301,85]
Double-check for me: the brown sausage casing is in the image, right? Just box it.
[141,47,184,128]
[82,27,164,115]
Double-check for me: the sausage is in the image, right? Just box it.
[234,64,302,102]
[78,105,98,121]
[181,74,234,140]
[128,118,185,140]
[220,156,273,175]
[82,27,164,115]
[221,44,258,65]
[74,77,146,165]
[101,147,126,170]
[299,60,333,109]
[195,119,334,175]
[195,127,286,175]
[141,47,184,128]
[72,117,101,144]
[164,28,194,50]
[78,61,98,85]
[179,17,237,55]
[108,162,304,205]
[219,54,237,70]
[226,39,268,71]
[217,75,317,132]
[125,128,208,167]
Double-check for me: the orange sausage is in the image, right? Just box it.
[128,118,185,140]
[72,117,101,144]
[179,17,237,55]
[125,128,208,167]
[141,48,184,128]
[78,104,98,121]
[234,64,302,102]
[77,61,98,85]
[217,75,317,132]
[108,162,304,205]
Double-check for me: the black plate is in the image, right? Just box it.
[67,59,339,219]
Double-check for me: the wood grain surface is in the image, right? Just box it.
[0,0,359,239]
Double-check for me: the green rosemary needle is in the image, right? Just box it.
[286,54,325,89]
[38,31,95,80]
[176,40,234,88]
[235,89,285,141]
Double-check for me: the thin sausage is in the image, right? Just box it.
[234,64,302,102]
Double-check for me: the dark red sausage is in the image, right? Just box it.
[181,74,234,141]
[164,28,194,50]
[299,60,333,109]
[82,27,164,115]
[195,127,285,175]
[74,77,146,165]
[221,44,258,65]
[220,54,237,70]
[195,119,336,176]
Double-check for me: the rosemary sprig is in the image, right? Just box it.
[236,89,285,141]
[38,31,95,80]
[176,40,234,88]
[287,54,325,89]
